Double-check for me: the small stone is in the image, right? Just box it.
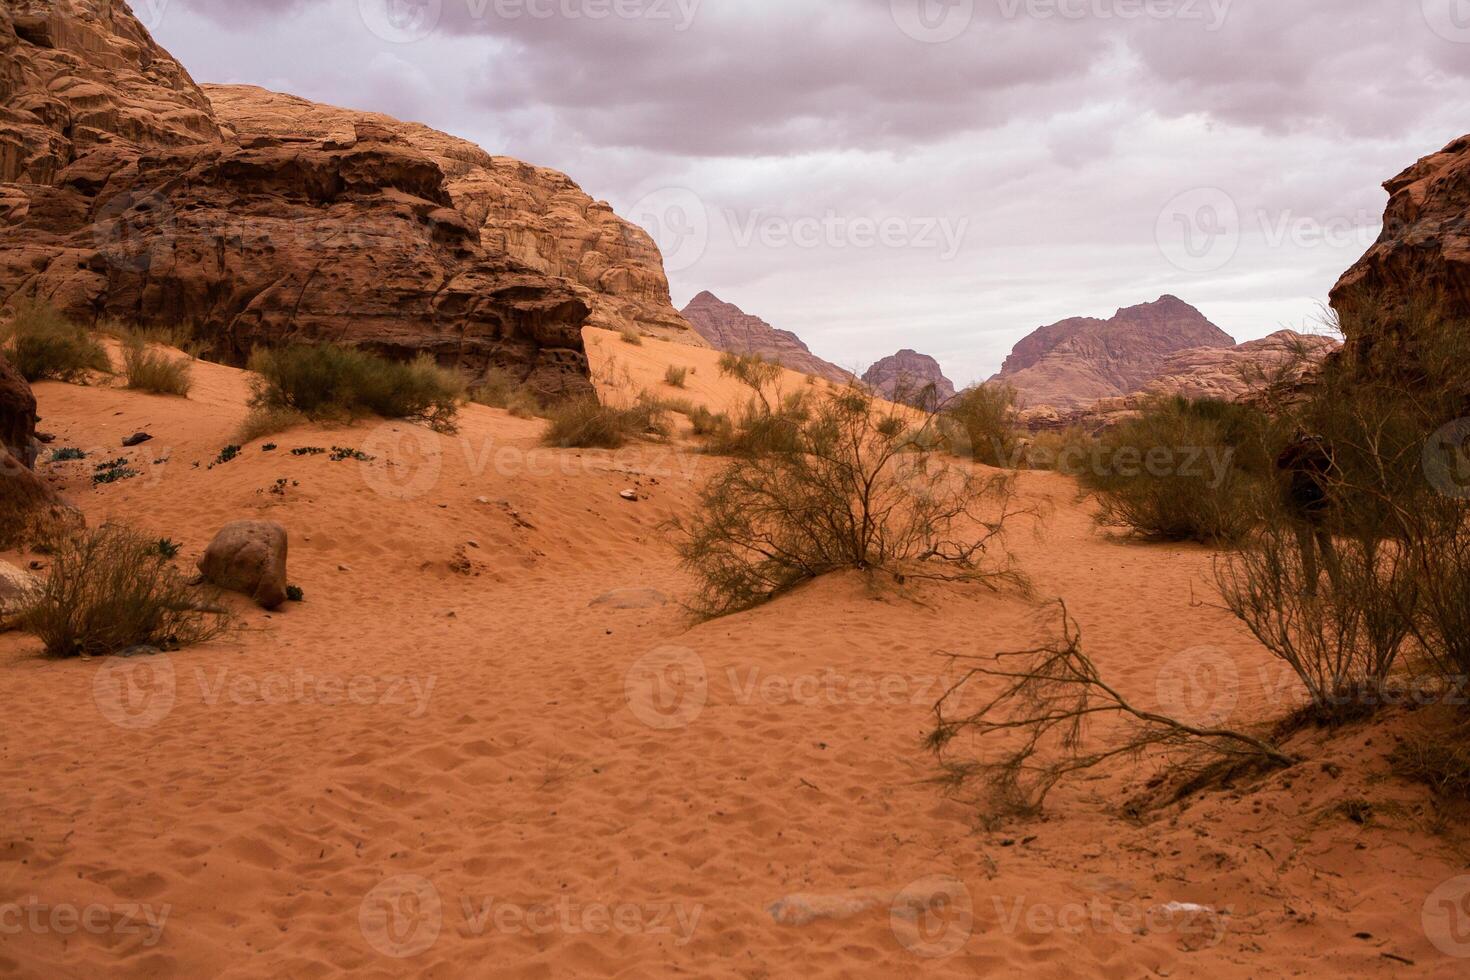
[122,431,153,447]
[338,564,351,572]
[619,489,638,501]
[466,540,480,549]
[476,496,490,504]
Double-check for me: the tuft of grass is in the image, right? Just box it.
[0,300,110,383]
[121,333,192,396]
[237,405,309,444]
[619,328,644,346]
[18,524,229,658]
[248,343,465,432]
[49,447,87,463]
[664,365,689,388]
[542,397,669,449]
[470,368,542,419]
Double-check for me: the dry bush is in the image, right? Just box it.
[927,603,1291,818]
[0,300,110,383]
[1392,715,1470,802]
[702,351,811,456]
[236,405,308,443]
[1077,396,1280,545]
[248,343,464,432]
[1022,426,1096,472]
[19,524,229,658]
[946,382,1020,467]
[689,406,732,439]
[619,327,644,345]
[541,396,670,449]
[664,365,689,388]
[470,368,542,419]
[121,333,192,396]
[669,385,1024,616]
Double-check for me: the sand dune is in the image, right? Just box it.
[1,336,1466,978]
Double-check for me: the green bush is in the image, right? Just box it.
[248,343,465,431]
[19,524,229,658]
[1076,397,1280,544]
[121,334,192,396]
[0,300,110,383]
[946,382,1020,467]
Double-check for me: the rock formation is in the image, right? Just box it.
[1136,331,1341,402]
[992,296,1235,411]
[0,0,697,400]
[198,519,289,610]
[862,350,957,408]
[0,352,79,547]
[680,291,847,383]
[1330,133,1470,358]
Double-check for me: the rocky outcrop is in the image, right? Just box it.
[0,0,696,400]
[1,353,79,547]
[1330,133,1470,358]
[680,291,845,382]
[862,350,957,408]
[1137,331,1341,402]
[993,296,1235,411]
[0,351,36,463]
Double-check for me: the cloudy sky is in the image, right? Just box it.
[143,0,1470,384]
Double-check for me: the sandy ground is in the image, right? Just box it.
[2,335,1468,977]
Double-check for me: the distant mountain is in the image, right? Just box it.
[992,296,1235,410]
[680,292,852,383]
[863,350,957,408]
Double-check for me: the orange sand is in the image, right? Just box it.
[1,336,1466,977]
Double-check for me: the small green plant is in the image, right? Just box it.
[261,443,277,452]
[49,447,87,462]
[214,445,241,466]
[248,343,465,431]
[18,524,229,658]
[155,538,182,559]
[0,300,111,383]
[329,446,374,462]
[285,585,304,603]
[92,458,138,485]
[664,365,689,388]
[291,447,326,456]
[121,333,192,396]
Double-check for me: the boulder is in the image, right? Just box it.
[0,446,82,548]
[198,520,288,610]
[0,558,39,623]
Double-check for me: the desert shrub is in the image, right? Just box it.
[946,382,1020,467]
[928,602,1291,818]
[18,524,229,658]
[541,396,669,449]
[665,365,689,388]
[700,353,814,456]
[669,385,1023,616]
[470,368,541,419]
[248,343,464,431]
[689,406,732,439]
[1022,426,1095,472]
[619,328,643,345]
[237,405,309,443]
[1076,396,1279,544]
[121,333,192,396]
[1392,716,1470,801]
[0,300,110,383]
[718,351,781,392]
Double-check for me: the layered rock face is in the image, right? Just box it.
[862,350,957,407]
[1137,331,1341,402]
[0,0,695,398]
[992,296,1235,411]
[680,291,846,382]
[1330,133,1470,357]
